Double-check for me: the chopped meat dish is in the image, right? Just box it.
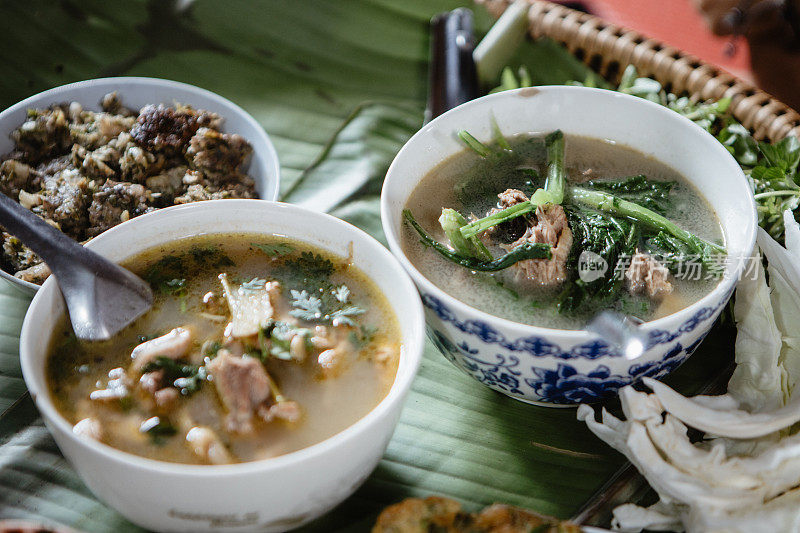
[0,93,256,284]
[372,496,580,533]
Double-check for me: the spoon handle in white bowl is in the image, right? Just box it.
[0,192,152,341]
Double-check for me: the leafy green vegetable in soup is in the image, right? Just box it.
[401,129,725,329]
[46,234,400,465]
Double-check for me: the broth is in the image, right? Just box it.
[47,234,400,464]
[401,133,724,329]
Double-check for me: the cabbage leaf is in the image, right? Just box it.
[578,210,800,532]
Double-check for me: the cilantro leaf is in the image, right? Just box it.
[285,252,334,280]
[241,277,268,293]
[252,242,294,257]
[140,356,207,395]
[330,305,365,327]
[289,289,324,321]
[333,284,350,303]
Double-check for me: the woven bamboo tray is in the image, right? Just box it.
[480,0,800,142]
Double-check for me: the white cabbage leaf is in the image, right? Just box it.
[577,211,800,532]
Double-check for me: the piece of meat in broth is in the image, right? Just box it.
[626,251,673,298]
[207,351,297,433]
[130,327,193,372]
[501,204,573,286]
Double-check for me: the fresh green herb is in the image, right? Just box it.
[458,129,494,158]
[536,129,566,205]
[749,136,800,239]
[140,356,207,396]
[333,284,350,303]
[644,231,698,274]
[289,289,324,321]
[252,242,294,257]
[241,277,268,293]
[284,252,335,281]
[289,288,364,326]
[329,305,365,327]
[576,64,800,241]
[349,324,379,350]
[202,340,223,359]
[490,115,512,150]
[404,209,551,271]
[584,175,674,214]
[569,187,725,262]
[459,130,564,239]
[151,277,188,312]
[439,208,493,260]
[257,320,311,361]
[557,208,639,312]
[140,416,177,445]
[489,65,533,93]
[717,121,758,166]
[173,366,208,395]
[459,201,535,240]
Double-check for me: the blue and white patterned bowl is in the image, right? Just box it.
[380,86,756,406]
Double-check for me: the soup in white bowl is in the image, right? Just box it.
[20,200,424,531]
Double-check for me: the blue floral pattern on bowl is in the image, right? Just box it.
[422,288,729,405]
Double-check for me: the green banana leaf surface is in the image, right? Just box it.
[0,1,733,531]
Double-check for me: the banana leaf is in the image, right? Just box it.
[0,1,732,531]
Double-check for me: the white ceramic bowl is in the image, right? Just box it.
[0,77,281,295]
[20,200,425,532]
[381,86,756,405]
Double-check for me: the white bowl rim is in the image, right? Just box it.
[381,85,757,341]
[0,76,281,293]
[20,199,425,475]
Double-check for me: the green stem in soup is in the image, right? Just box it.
[141,356,207,396]
[583,174,674,214]
[490,116,512,151]
[568,187,726,260]
[457,130,493,158]
[558,208,641,312]
[459,201,536,239]
[403,209,551,270]
[438,208,493,260]
[459,130,566,239]
[541,129,565,205]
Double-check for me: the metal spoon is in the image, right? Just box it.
[585,310,648,360]
[0,193,152,341]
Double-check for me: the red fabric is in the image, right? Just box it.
[582,0,753,80]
